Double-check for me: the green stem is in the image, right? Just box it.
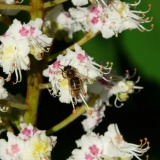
[39,83,51,89]
[43,0,68,9]
[24,58,44,125]
[48,31,98,62]
[46,96,98,135]
[0,4,31,11]
[23,0,44,125]
[0,100,28,110]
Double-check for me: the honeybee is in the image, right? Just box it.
[62,65,87,105]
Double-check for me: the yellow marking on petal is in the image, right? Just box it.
[58,79,68,89]
[3,44,16,61]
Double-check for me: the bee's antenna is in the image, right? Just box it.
[68,59,72,65]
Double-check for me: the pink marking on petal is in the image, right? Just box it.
[85,154,95,160]
[49,61,61,75]
[90,7,100,15]
[30,27,36,35]
[49,69,54,75]
[89,144,99,156]
[91,17,99,25]
[19,27,30,36]
[33,129,39,134]
[6,144,20,158]
[77,53,88,63]
[21,127,32,137]
[6,149,14,157]
[64,12,71,18]
[11,144,20,154]
[98,78,108,85]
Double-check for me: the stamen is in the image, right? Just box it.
[138,24,154,32]
[12,68,22,85]
[131,4,151,14]
[114,96,124,108]
[125,68,137,79]
[99,0,108,7]
[5,72,12,82]
[15,0,24,4]
[129,0,141,7]
[79,93,92,114]
[70,96,76,114]
[0,106,9,112]
[101,76,112,82]
[133,86,143,90]
[0,118,2,124]
[146,155,149,160]
[135,76,140,83]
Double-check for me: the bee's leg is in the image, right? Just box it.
[70,96,77,114]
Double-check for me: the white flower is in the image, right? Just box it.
[5,18,53,60]
[0,77,8,99]
[0,18,52,83]
[0,132,25,160]
[69,7,90,33]
[0,36,30,83]
[43,44,112,112]
[0,123,57,160]
[81,99,106,132]
[21,133,56,160]
[102,124,150,160]
[68,132,104,160]
[45,4,85,39]
[18,123,44,141]
[105,0,153,34]
[87,4,115,38]
[88,71,143,107]
[68,123,150,160]
[55,0,152,39]
[71,0,88,6]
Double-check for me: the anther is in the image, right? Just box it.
[72,109,77,114]
[146,155,149,160]
[144,137,148,141]
[87,109,93,115]
[99,65,103,71]
[90,0,96,4]
[135,76,140,83]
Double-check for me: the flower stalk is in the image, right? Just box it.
[48,31,98,62]
[24,0,44,125]
[0,4,31,11]
[0,100,28,110]
[43,0,68,9]
[46,95,98,135]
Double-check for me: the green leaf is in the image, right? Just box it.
[121,0,160,85]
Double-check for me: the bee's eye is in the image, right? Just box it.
[64,65,71,71]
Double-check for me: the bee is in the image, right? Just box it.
[62,65,87,105]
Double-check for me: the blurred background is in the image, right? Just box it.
[0,0,160,159]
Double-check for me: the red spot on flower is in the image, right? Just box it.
[6,144,20,157]
[91,17,99,25]
[30,27,35,35]
[11,144,20,153]
[49,61,61,74]
[21,127,31,137]
[89,144,99,156]
[85,154,94,160]
[90,7,100,15]
[64,12,70,18]
[77,53,88,63]
[98,78,108,85]
[19,27,29,36]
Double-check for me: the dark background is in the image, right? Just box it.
[0,0,160,159]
